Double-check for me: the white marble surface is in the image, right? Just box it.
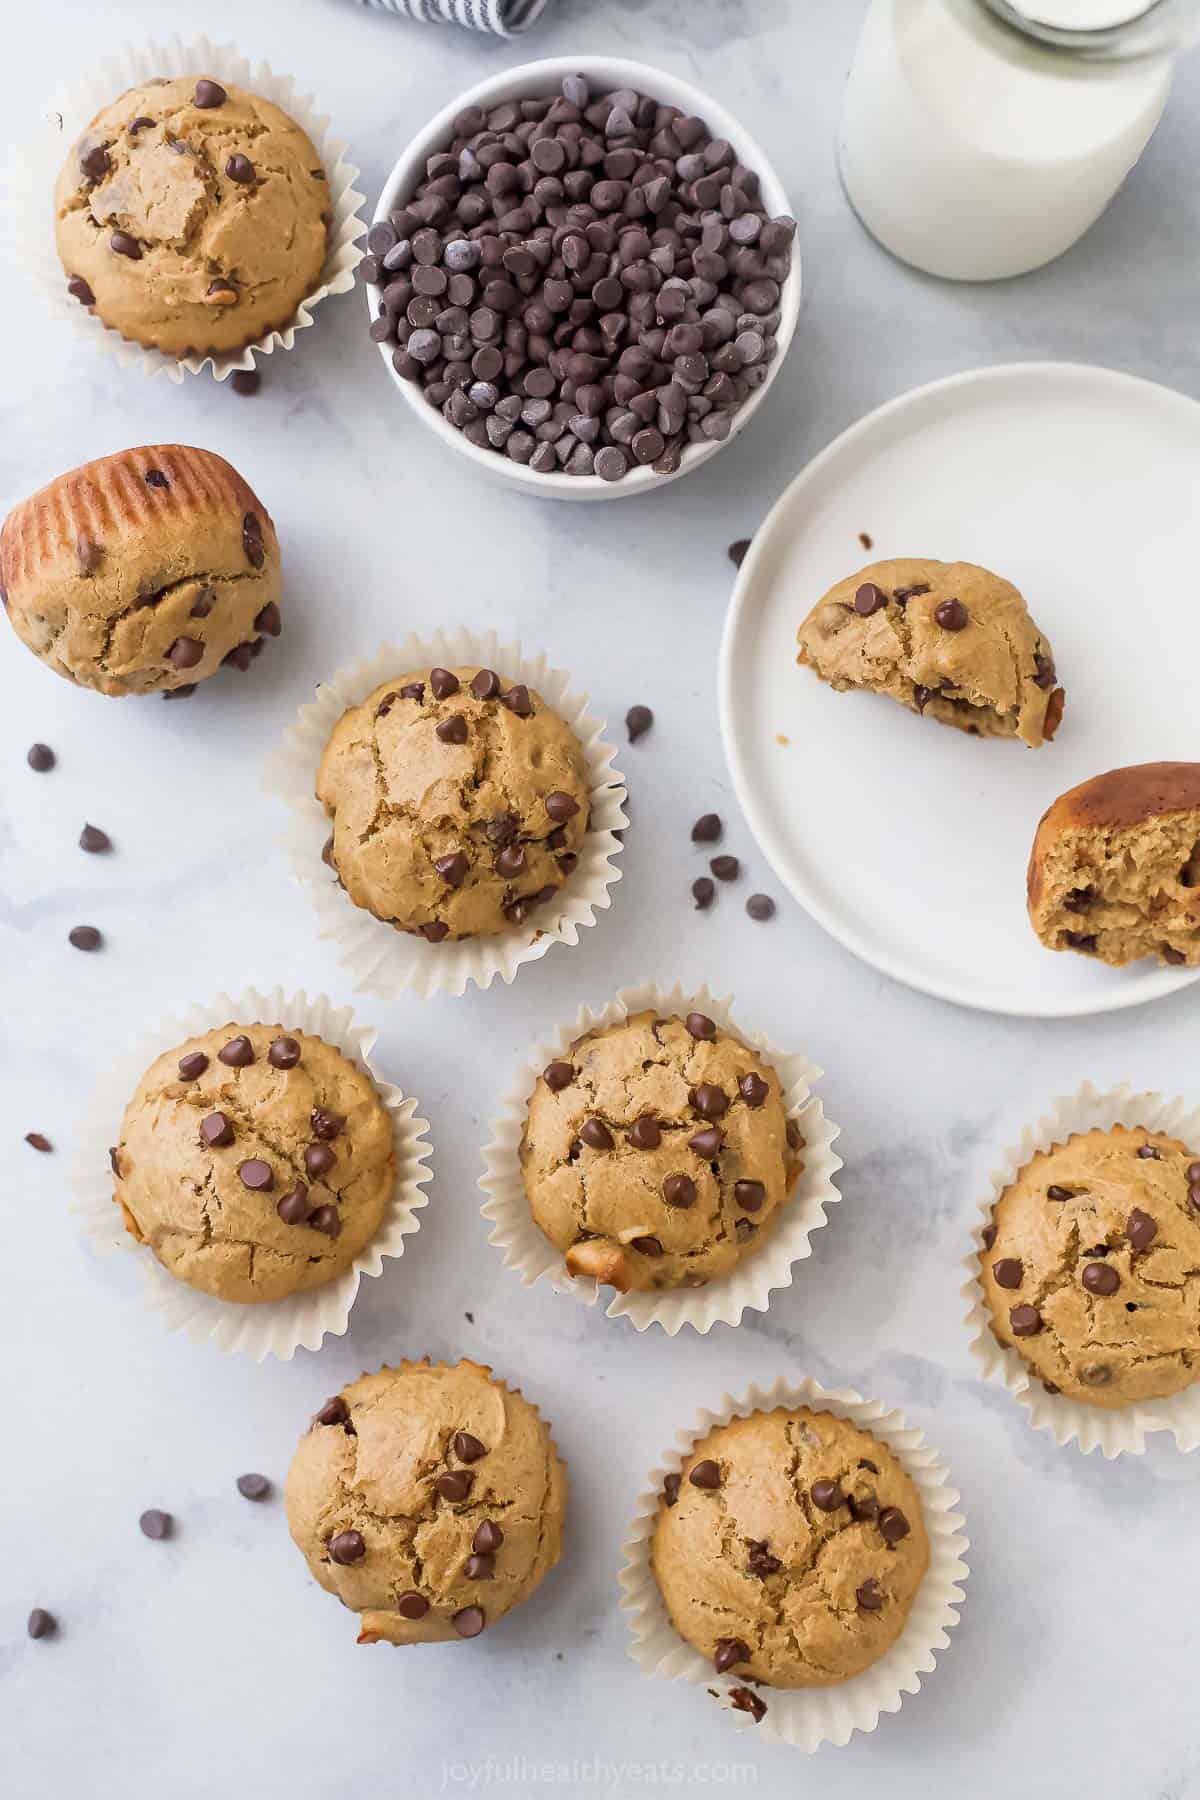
[4,2,1200,1795]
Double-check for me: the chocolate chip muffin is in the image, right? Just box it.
[0,445,281,696]
[796,558,1064,747]
[111,1024,394,1303]
[980,1125,1200,1408]
[316,668,590,941]
[652,1407,929,1687]
[56,76,329,357]
[1027,763,1200,967]
[520,1009,803,1293]
[285,1359,567,1644]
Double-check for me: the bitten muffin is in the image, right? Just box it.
[111,1023,394,1303]
[796,558,1064,747]
[316,667,591,941]
[1027,762,1200,968]
[651,1407,929,1687]
[56,76,329,357]
[520,1008,803,1293]
[0,444,281,695]
[285,1359,567,1644]
[980,1125,1200,1408]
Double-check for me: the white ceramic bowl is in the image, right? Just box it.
[367,56,801,502]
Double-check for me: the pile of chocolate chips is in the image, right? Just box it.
[363,74,795,481]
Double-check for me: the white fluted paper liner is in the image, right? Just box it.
[619,1376,969,1750]
[69,985,432,1361]
[963,1082,1200,1459]
[262,630,628,1000]
[7,36,366,382]
[479,981,842,1333]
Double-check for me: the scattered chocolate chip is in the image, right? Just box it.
[242,513,265,568]
[878,1507,910,1544]
[218,1035,254,1068]
[625,704,653,743]
[398,1591,429,1619]
[1009,1304,1043,1336]
[27,1608,56,1639]
[747,1540,782,1578]
[856,1578,884,1612]
[734,1180,765,1212]
[225,154,255,184]
[68,925,101,952]
[1064,931,1098,952]
[810,1479,844,1512]
[304,1142,337,1178]
[692,875,715,909]
[110,230,142,260]
[689,1458,721,1490]
[236,1473,271,1501]
[849,1492,879,1521]
[1136,1144,1161,1159]
[689,1126,724,1157]
[786,1120,804,1151]
[1163,946,1187,965]
[992,1257,1023,1289]
[628,1115,662,1150]
[746,893,775,921]
[714,1638,750,1674]
[420,921,449,943]
[1127,1208,1157,1252]
[139,1509,172,1541]
[311,1109,345,1142]
[464,1553,494,1580]
[934,598,968,631]
[468,668,501,701]
[1033,653,1056,690]
[1082,1260,1120,1296]
[238,1159,274,1192]
[473,1519,503,1554]
[738,1072,769,1108]
[78,824,112,854]
[728,539,751,568]
[579,1116,614,1150]
[277,1186,309,1225]
[309,1204,341,1236]
[632,1235,663,1256]
[690,1083,729,1120]
[710,855,739,881]
[663,1172,697,1208]
[435,851,470,887]
[691,814,722,844]
[255,601,282,637]
[193,78,228,107]
[663,1473,681,1507]
[545,791,580,823]
[685,1011,717,1041]
[67,276,95,307]
[268,1036,301,1070]
[501,683,533,717]
[169,636,204,670]
[729,1687,766,1723]
[144,469,169,490]
[436,1470,474,1503]
[854,582,886,616]
[453,1606,486,1638]
[1047,1185,1073,1201]
[1080,1364,1112,1387]
[200,1112,234,1149]
[231,369,260,397]
[436,714,468,745]
[26,743,55,772]
[25,1131,52,1153]
[178,1051,208,1080]
[454,1431,487,1464]
[543,1061,574,1091]
[315,1397,349,1427]
[328,1530,365,1565]
[429,668,460,701]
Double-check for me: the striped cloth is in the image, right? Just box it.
[353,0,551,34]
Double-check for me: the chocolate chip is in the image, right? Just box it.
[689,1459,721,1490]
[659,1170,695,1211]
[626,704,653,742]
[543,1061,574,1091]
[27,1608,56,1639]
[110,230,142,260]
[1080,1363,1112,1387]
[139,1509,172,1540]
[632,1235,664,1256]
[992,1257,1022,1289]
[452,1606,486,1638]
[747,1541,782,1578]
[277,1186,309,1225]
[692,877,715,910]
[238,1159,273,1192]
[177,1051,208,1081]
[429,667,460,700]
[255,601,282,637]
[109,1145,122,1176]
[663,1473,682,1507]
[810,1479,844,1511]
[436,714,468,745]
[710,855,739,881]
[193,78,228,107]
[728,539,751,568]
[1010,1304,1043,1336]
[1064,931,1098,952]
[1137,1144,1161,1159]
[746,893,775,921]
[470,668,501,700]
[436,1470,474,1504]
[328,1530,365,1565]
[464,1553,494,1580]
[435,852,470,887]
[691,815,722,844]
[688,1126,724,1158]
[67,276,95,307]
[713,1638,750,1673]
[26,743,55,772]
[398,681,425,704]
[729,1687,766,1723]
[736,1074,768,1111]
[980,1222,998,1250]
[856,1579,884,1612]
[854,582,886,616]
[453,1432,488,1465]
[231,370,260,397]
[68,925,101,952]
[81,144,111,181]
[878,1506,910,1544]
[1127,1208,1157,1252]
[685,1011,717,1041]
[545,791,580,823]
[169,636,204,670]
[1033,653,1056,690]
[200,1112,234,1148]
[225,154,255,184]
[734,1180,765,1212]
[1082,1260,1120,1296]
[934,598,969,631]
[305,1142,336,1178]
[628,1116,662,1150]
[473,1519,503,1554]
[579,1117,614,1150]
[786,1121,804,1151]
[311,1108,344,1141]
[420,921,449,944]
[315,1397,349,1427]
[242,513,265,568]
[218,1035,254,1068]
[268,1036,301,1069]
[501,683,533,717]
[690,1084,729,1120]
[236,1473,271,1501]
[78,823,112,855]
[25,1131,51,1153]
[397,1591,429,1619]
[849,1492,879,1521]
[309,1205,342,1240]
[1047,1185,1073,1201]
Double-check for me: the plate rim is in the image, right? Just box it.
[717,359,1200,1019]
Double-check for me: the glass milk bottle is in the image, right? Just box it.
[838,0,1196,281]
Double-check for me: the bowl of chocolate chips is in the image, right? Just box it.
[364,57,800,498]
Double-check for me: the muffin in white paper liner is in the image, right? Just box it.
[478,981,842,1333]
[69,986,431,1361]
[963,1081,1200,1459]
[262,630,628,1000]
[619,1376,969,1750]
[7,35,365,382]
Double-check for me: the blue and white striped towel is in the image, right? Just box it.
[353,0,551,35]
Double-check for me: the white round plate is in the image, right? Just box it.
[719,362,1200,1017]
